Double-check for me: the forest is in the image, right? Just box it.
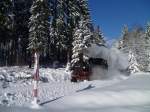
[115,24,150,72]
[0,0,105,67]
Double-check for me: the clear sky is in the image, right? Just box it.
[88,0,150,40]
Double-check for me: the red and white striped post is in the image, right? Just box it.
[32,52,40,105]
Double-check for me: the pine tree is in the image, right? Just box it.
[0,0,33,66]
[60,0,83,70]
[116,25,147,71]
[0,0,97,67]
[12,0,32,65]
[28,0,50,51]
[92,26,105,45]
[49,0,77,63]
[98,28,105,44]
[122,25,128,36]
[78,0,93,46]
[146,52,150,72]
[145,22,150,38]
[71,18,91,70]
[78,0,93,31]
[28,0,50,104]
[65,0,81,64]
[128,50,140,74]
[0,0,12,39]
[71,0,92,70]
[54,0,67,61]
[71,22,84,69]
[121,25,129,49]
[145,22,150,71]
[0,0,12,29]
[0,0,14,66]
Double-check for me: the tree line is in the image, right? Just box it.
[114,23,150,72]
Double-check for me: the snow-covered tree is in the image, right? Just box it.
[28,0,50,105]
[66,0,93,70]
[146,52,150,72]
[92,26,105,45]
[49,0,67,61]
[0,0,98,67]
[120,25,129,49]
[146,22,150,38]
[145,22,150,71]
[112,25,129,51]
[71,24,84,69]
[71,18,92,69]
[114,25,148,71]
[128,50,140,73]
[64,0,81,64]
[122,25,128,36]
[28,0,49,51]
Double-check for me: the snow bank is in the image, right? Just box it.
[0,66,123,107]
[0,66,71,83]
[0,66,72,106]
[43,74,150,112]
[0,73,150,112]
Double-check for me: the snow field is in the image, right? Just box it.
[0,66,76,106]
[0,66,150,112]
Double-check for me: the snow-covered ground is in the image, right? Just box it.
[0,66,74,106]
[0,66,150,112]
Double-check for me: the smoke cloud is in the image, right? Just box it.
[84,44,129,80]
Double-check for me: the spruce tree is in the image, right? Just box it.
[145,22,150,71]
[0,0,11,28]
[78,0,93,31]
[0,0,12,39]
[78,0,93,46]
[0,0,13,66]
[54,0,67,61]
[116,25,129,51]
[145,22,150,38]
[71,18,91,70]
[65,0,81,64]
[28,0,50,104]
[49,0,70,62]
[128,50,140,73]
[116,25,147,71]
[62,0,81,70]
[12,0,32,65]
[71,21,84,70]
[92,26,105,45]
[122,25,128,36]
[0,0,33,66]
[71,0,93,70]
[121,25,129,48]
[28,0,50,52]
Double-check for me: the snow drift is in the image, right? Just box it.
[0,73,150,112]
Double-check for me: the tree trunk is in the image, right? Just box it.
[67,48,72,63]
[28,51,32,68]
[66,48,72,71]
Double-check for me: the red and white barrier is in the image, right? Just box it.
[31,52,40,108]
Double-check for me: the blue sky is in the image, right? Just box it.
[88,0,150,40]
